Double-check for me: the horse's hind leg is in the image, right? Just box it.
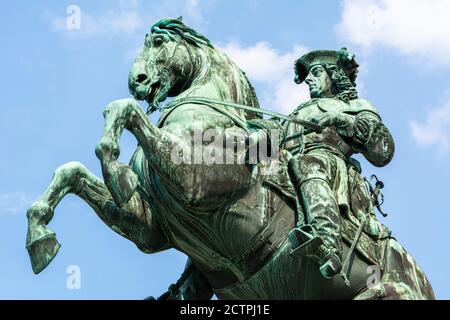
[354,239,436,300]
[27,161,167,274]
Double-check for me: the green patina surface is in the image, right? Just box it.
[26,17,435,300]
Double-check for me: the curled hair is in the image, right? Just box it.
[150,17,213,48]
[323,63,358,102]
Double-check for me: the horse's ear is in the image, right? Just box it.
[177,16,183,21]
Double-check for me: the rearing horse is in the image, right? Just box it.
[26,16,262,281]
[26,18,435,299]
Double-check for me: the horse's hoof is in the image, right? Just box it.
[105,161,139,207]
[27,233,61,274]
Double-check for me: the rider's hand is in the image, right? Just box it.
[313,111,356,137]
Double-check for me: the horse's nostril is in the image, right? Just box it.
[136,74,148,84]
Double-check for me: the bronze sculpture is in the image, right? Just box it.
[26,17,435,300]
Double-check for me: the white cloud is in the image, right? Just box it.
[219,42,309,114]
[410,101,450,153]
[336,0,450,66]
[267,79,310,115]
[51,0,213,39]
[53,9,144,38]
[0,192,36,215]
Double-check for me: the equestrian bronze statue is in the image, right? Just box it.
[26,17,435,300]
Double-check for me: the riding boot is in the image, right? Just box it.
[287,156,343,279]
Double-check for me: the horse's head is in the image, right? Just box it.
[128,17,213,112]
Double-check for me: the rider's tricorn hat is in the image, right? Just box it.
[294,47,359,85]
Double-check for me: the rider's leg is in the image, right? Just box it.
[287,152,343,278]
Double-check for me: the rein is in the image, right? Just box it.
[145,39,323,133]
[156,96,324,133]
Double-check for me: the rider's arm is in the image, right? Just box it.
[315,105,395,167]
[339,111,395,167]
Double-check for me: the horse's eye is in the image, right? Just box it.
[152,37,164,46]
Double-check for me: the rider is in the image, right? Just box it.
[283,48,395,279]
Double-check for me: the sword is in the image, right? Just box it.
[340,215,367,287]
[340,175,388,286]
[164,97,324,133]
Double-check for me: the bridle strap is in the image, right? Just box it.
[146,39,196,115]
[177,40,196,95]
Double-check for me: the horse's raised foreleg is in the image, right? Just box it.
[96,99,190,207]
[26,161,168,274]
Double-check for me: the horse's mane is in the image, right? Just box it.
[151,17,261,116]
[150,17,213,48]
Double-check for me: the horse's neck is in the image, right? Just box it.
[179,47,253,106]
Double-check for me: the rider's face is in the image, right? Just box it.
[304,65,332,99]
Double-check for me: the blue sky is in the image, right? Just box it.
[1,0,449,299]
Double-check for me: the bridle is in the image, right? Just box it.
[146,36,197,114]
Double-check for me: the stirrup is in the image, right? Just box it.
[319,254,342,279]
[288,226,323,259]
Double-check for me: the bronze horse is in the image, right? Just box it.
[26,18,434,299]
